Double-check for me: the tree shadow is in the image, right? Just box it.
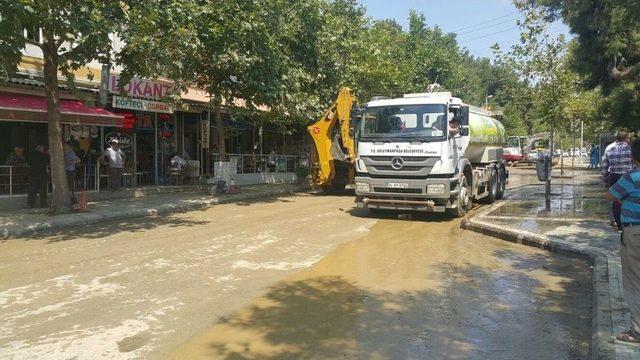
[22,214,211,243]
[346,205,487,224]
[180,252,590,359]
[231,196,297,207]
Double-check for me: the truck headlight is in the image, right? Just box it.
[427,184,446,194]
[356,159,367,172]
[355,182,370,193]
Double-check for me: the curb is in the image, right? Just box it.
[461,216,621,360]
[1,186,309,239]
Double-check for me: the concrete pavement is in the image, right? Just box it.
[463,168,640,360]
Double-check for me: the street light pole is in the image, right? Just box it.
[485,95,494,109]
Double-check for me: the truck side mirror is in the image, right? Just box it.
[460,127,469,136]
[459,106,470,126]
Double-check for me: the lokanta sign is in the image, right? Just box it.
[112,96,174,114]
[109,75,172,100]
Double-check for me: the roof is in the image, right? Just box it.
[366,96,454,108]
[9,77,100,94]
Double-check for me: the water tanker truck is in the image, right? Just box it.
[354,90,508,217]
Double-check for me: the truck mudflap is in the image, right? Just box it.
[356,196,447,212]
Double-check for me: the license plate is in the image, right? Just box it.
[387,182,409,189]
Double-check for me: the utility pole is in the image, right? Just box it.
[580,120,584,166]
[98,63,111,107]
[98,35,112,107]
[546,130,554,211]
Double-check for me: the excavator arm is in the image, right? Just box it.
[307,87,357,188]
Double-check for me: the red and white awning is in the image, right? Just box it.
[0,92,124,127]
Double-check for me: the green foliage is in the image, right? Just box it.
[493,2,609,146]
[528,0,640,129]
[0,0,548,137]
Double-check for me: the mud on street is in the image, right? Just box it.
[0,193,591,359]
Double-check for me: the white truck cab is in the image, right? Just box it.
[354,91,508,217]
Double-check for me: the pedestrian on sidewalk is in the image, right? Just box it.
[27,145,49,209]
[63,142,81,202]
[607,138,640,343]
[5,146,26,166]
[100,139,125,191]
[603,131,635,230]
[589,143,599,169]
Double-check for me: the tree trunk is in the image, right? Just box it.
[214,101,226,162]
[42,35,71,214]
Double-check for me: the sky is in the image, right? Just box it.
[359,0,571,59]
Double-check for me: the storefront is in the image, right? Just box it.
[110,94,176,185]
[109,77,211,183]
[0,90,123,194]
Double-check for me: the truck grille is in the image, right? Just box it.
[373,187,422,194]
[361,155,439,177]
[373,165,423,172]
[368,156,428,162]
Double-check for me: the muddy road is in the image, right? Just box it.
[0,193,591,359]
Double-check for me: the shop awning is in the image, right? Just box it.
[0,92,124,127]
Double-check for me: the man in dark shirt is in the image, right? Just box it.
[603,131,635,229]
[27,145,49,209]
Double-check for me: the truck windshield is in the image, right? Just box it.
[360,104,447,140]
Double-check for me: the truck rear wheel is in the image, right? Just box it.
[496,166,506,200]
[448,175,472,218]
[482,169,498,204]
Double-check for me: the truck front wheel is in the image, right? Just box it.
[448,175,472,218]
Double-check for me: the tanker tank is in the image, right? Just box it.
[464,109,507,164]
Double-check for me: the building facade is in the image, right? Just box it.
[0,30,305,196]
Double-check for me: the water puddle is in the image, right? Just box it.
[169,218,591,359]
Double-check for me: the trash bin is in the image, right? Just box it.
[536,152,551,181]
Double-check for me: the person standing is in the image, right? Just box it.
[607,138,640,343]
[63,142,81,202]
[5,146,26,165]
[589,143,600,169]
[603,131,635,230]
[100,139,125,191]
[27,145,49,209]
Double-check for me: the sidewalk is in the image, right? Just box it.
[0,183,308,239]
[463,168,639,360]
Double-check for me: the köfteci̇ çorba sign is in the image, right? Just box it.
[112,95,174,114]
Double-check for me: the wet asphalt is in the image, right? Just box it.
[0,177,592,359]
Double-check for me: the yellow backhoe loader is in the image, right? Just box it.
[307,87,357,191]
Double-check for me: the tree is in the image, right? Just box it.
[0,0,199,213]
[0,1,125,214]
[528,0,640,129]
[494,3,572,143]
[190,0,309,161]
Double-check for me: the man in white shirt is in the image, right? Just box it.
[100,139,125,191]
